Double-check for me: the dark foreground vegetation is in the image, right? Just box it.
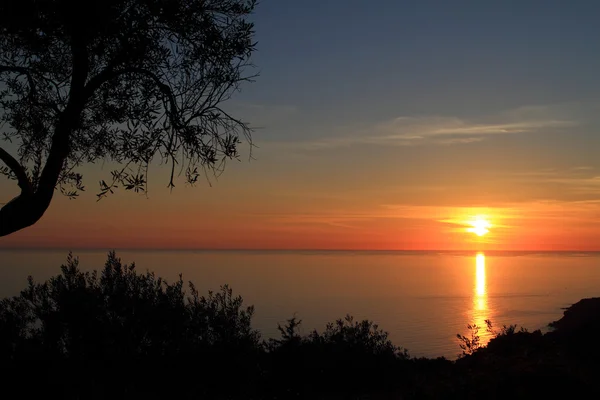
[1,253,599,399]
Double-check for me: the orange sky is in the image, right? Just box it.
[2,143,600,251]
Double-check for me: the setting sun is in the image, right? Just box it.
[468,217,491,237]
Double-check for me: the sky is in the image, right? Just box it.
[2,0,600,251]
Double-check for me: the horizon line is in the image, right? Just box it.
[1,247,600,254]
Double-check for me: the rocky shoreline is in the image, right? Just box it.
[549,297,600,335]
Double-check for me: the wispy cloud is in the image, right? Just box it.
[260,198,600,231]
[272,104,580,150]
[509,166,600,197]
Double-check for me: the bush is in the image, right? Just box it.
[264,315,410,398]
[0,252,261,399]
[4,252,600,399]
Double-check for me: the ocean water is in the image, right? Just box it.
[1,249,599,359]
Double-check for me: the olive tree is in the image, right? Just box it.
[0,0,257,237]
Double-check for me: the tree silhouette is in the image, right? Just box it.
[0,0,257,236]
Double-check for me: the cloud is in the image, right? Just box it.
[381,200,600,227]
[273,103,579,150]
[242,196,600,241]
[509,167,600,197]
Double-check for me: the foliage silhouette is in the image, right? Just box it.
[265,316,411,398]
[457,319,532,358]
[456,322,484,357]
[0,0,258,236]
[2,252,600,399]
[0,252,261,399]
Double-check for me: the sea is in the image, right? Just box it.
[1,249,599,359]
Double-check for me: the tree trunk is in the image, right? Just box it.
[0,120,70,237]
[0,193,46,236]
[0,151,67,237]
[0,34,88,237]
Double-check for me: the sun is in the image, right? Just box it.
[467,217,491,237]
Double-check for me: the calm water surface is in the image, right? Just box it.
[1,250,599,359]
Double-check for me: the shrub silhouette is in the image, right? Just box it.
[265,315,411,398]
[3,252,600,399]
[0,252,421,399]
[0,252,422,399]
[0,252,261,399]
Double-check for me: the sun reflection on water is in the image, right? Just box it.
[475,253,486,298]
[473,252,492,346]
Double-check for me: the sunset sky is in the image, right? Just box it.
[2,0,600,250]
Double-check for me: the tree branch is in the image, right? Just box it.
[35,34,89,204]
[0,65,37,98]
[0,146,32,194]
[85,66,181,157]
[85,67,180,128]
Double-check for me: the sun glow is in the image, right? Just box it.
[467,216,491,237]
